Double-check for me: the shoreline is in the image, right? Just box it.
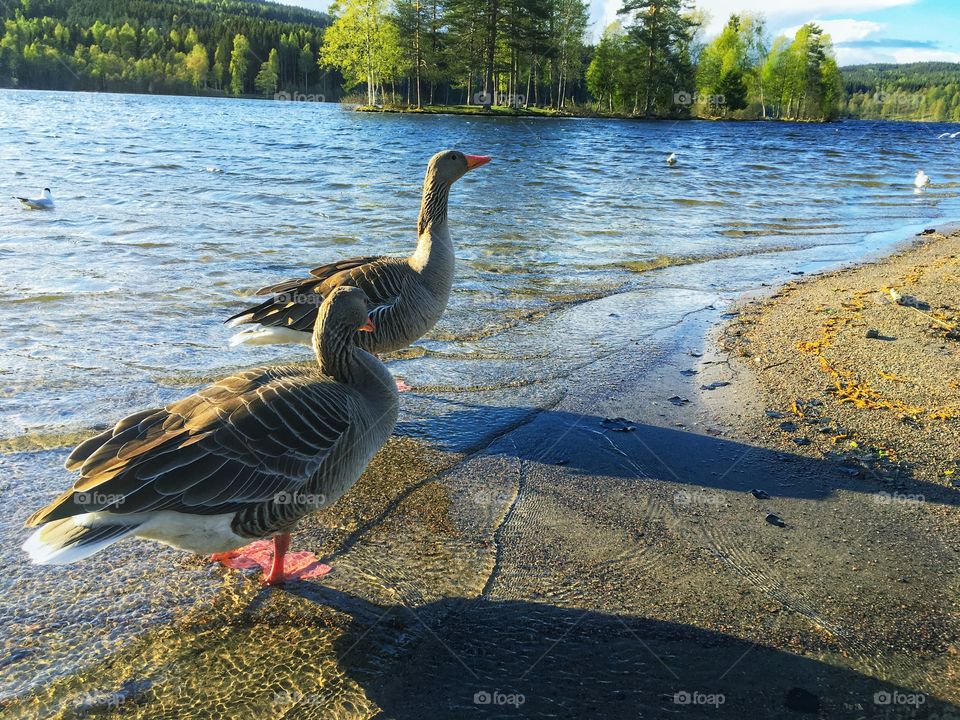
[3,225,959,717]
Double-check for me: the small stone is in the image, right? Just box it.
[766,513,787,527]
[866,328,880,339]
[668,396,690,406]
[765,410,786,419]
[779,421,797,432]
[750,489,771,500]
[793,437,811,446]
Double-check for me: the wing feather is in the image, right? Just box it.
[225,257,412,333]
[26,367,358,527]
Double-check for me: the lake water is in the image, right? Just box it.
[1,90,959,714]
[2,91,959,443]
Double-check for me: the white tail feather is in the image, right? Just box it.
[228,326,312,347]
[23,517,139,565]
[225,313,254,328]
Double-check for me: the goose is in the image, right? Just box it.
[914,170,931,188]
[23,286,399,585]
[14,188,54,209]
[666,153,677,166]
[225,150,491,358]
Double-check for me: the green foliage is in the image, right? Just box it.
[254,46,278,94]
[840,63,960,121]
[1,0,953,122]
[319,0,404,105]
[0,0,328,94]
[228,32,249,94]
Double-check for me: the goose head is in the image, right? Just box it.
[426,149,491,187]
[313,287,377,378]
[318,286,376,337]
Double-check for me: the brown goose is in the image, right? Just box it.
[23,286,398,585]
[225,150,491,357]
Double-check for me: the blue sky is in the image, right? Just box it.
[282,0,960,66]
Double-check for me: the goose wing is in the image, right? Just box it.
[26,366,357,526]
[226,256,412,333]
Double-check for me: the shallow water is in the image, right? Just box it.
[2,90,960,715]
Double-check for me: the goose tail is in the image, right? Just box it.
[228,326,313,347]
[23,516,140,565]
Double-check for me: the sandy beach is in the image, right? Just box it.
[2,229,958,719]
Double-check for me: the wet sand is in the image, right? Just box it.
[3,235,960,719]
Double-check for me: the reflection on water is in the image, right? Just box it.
[2,90,960,715]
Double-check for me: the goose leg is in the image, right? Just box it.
[395,378,412,392]
[263,533,290,586]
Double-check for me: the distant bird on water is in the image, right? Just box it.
[914,170,931,188]
[666,153,677,166]
[14,188,54,209]
[22,286,399,586]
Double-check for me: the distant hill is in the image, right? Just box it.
[839,62,960,121]
[0,0,331,95]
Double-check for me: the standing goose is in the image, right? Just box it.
[225,150,491,357]
[23,286,398,585]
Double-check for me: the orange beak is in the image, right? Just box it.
[465,154,492,170]
[359,317,376,333]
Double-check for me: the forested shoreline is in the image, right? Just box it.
[2,0,959,121]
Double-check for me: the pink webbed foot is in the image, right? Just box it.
[211,536,332,585]
[395,378,412,392]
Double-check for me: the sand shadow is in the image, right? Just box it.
[290,586,955,720]
[398,399,960,507]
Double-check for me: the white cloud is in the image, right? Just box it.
[597,0,916,37]
[781,18,883,44]
[892,47,960,62]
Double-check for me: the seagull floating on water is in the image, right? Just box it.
[14,188,54,209]
[914,170,931,188]
[666,153,677,166]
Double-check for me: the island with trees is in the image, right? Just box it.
[1,0,958,121]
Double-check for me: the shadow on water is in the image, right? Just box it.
[289,587,957,720]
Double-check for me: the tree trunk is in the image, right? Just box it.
[482,0,498,109]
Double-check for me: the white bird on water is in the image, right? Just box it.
[666,153,677,166]
[914,170,931,188]
[14,188,54,209]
